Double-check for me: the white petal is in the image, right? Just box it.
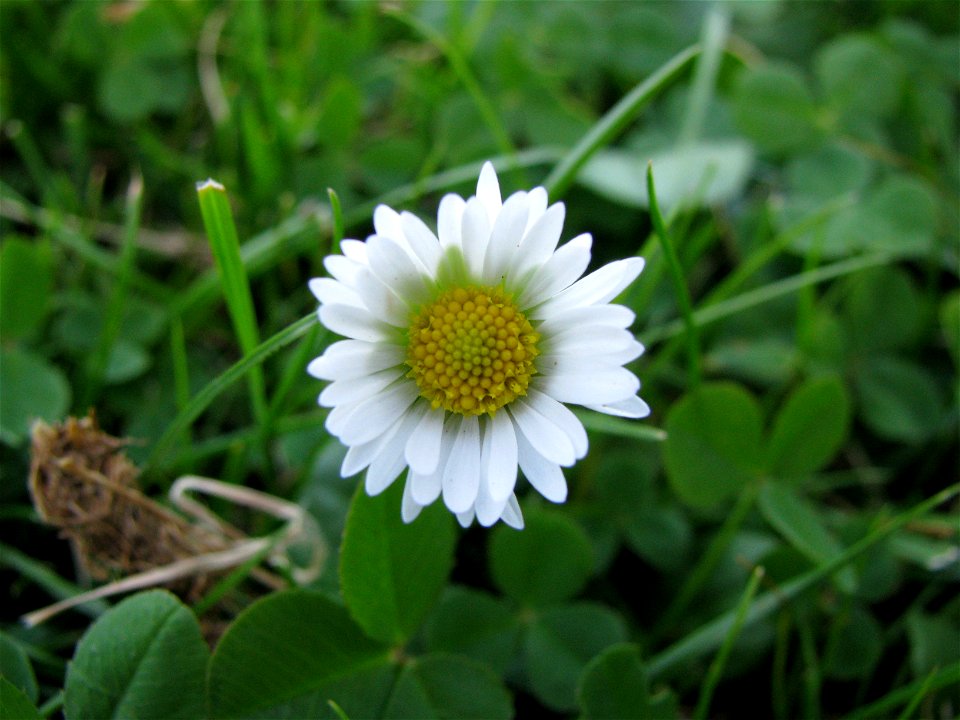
[536,304,635,335]
[482,191,528,286]
[456,507,476,528]
[351,268,410,327]
[595,339,646,365]
[476,161,502,223]
[319,367,404,408]
[341,434,385,477]
[335,380,419,446]
[511,202,565,282]
[411,416,457,505]
[461,197,491,278]
[517,432,568,503]
[340,239,368,262]
[325,400,357,437]
[373,205,404,241]
[509,398,576,467]
[585,395,652,418]
[475,478,509,527]
[541,257,645,315]
[324,254,364,286]
[411,468,442,506]
[526,388,588,459]
[401,212,442,274]
[442,415,481,513]
[309,277,362,307]
[519,233,592,309]
[524,187,548,233]
[366,235,432,305]
[535,366,640,405]
[405,407,446,475]
[547,326,638,356]
[500,494,525,529]
[307,340,403,381]
[319,303,394,342]
[437,194,466,251]
[401,474,425,523]
[365,402,427,496]
[482,411,518,502]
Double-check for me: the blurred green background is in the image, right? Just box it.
[1,1,958,718]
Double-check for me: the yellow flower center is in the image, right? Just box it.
[406,286,539,416]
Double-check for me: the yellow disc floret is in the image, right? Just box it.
[406,286,539,416]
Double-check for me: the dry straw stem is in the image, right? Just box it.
[24,414,325,627]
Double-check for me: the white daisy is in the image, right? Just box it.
[308,162,649,529]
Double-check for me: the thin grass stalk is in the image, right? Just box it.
[646,483,960,680]
[695,566,765,720]
[647,162,702,388]
[82,173,143,407]
[145,314,317,473]
[543,44,701,200]
[196,179,269,424]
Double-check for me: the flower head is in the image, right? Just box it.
[309,162,649,529]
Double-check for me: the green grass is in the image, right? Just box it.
[1,2,957,719]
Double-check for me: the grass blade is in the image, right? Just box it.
[647,483,960,680]
[196,179,268,423]
[145,314,317,473]
[543,44,700,200]
[647,162,701,387]
[695,566,765,720]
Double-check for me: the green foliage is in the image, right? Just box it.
[340,480,456,645]
[663,383,763,508]
[208,590,388,718]
[577,643,651,720]
[489,508,594,607]
[1,2,957,718]
[64,590,209,720]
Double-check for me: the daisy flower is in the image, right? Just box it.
[308,162,649,529]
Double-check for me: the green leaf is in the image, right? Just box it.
[525,603,628,712]
[0,348,71,446]
[843,266,923,353]
[425,586,520,674]
[940,290,960,367]
[863,175,939,257]
[208,589,389,719]
[340,480,456,645]
[758,483,855,594]
[815,34,904,122]
[0,678,42,720]
[623,505,693,574]
[383,654,513,720]
[706,337,797,386]
[662,383,763,509]
[489,508,593,607]
[732,63,821,154]
[941,290,960,367]
[63,590,209,720]
[767,375,851,477]
[319,76,363,148]
[104,338,152,384]
[823,605,883,679]
[0,237,52,340]
[0,633,37,704]
[786,142,873,201]
[855,355,944,442]
[577,643,650,720]
[906,611,960,678]
[578,140,754,211]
